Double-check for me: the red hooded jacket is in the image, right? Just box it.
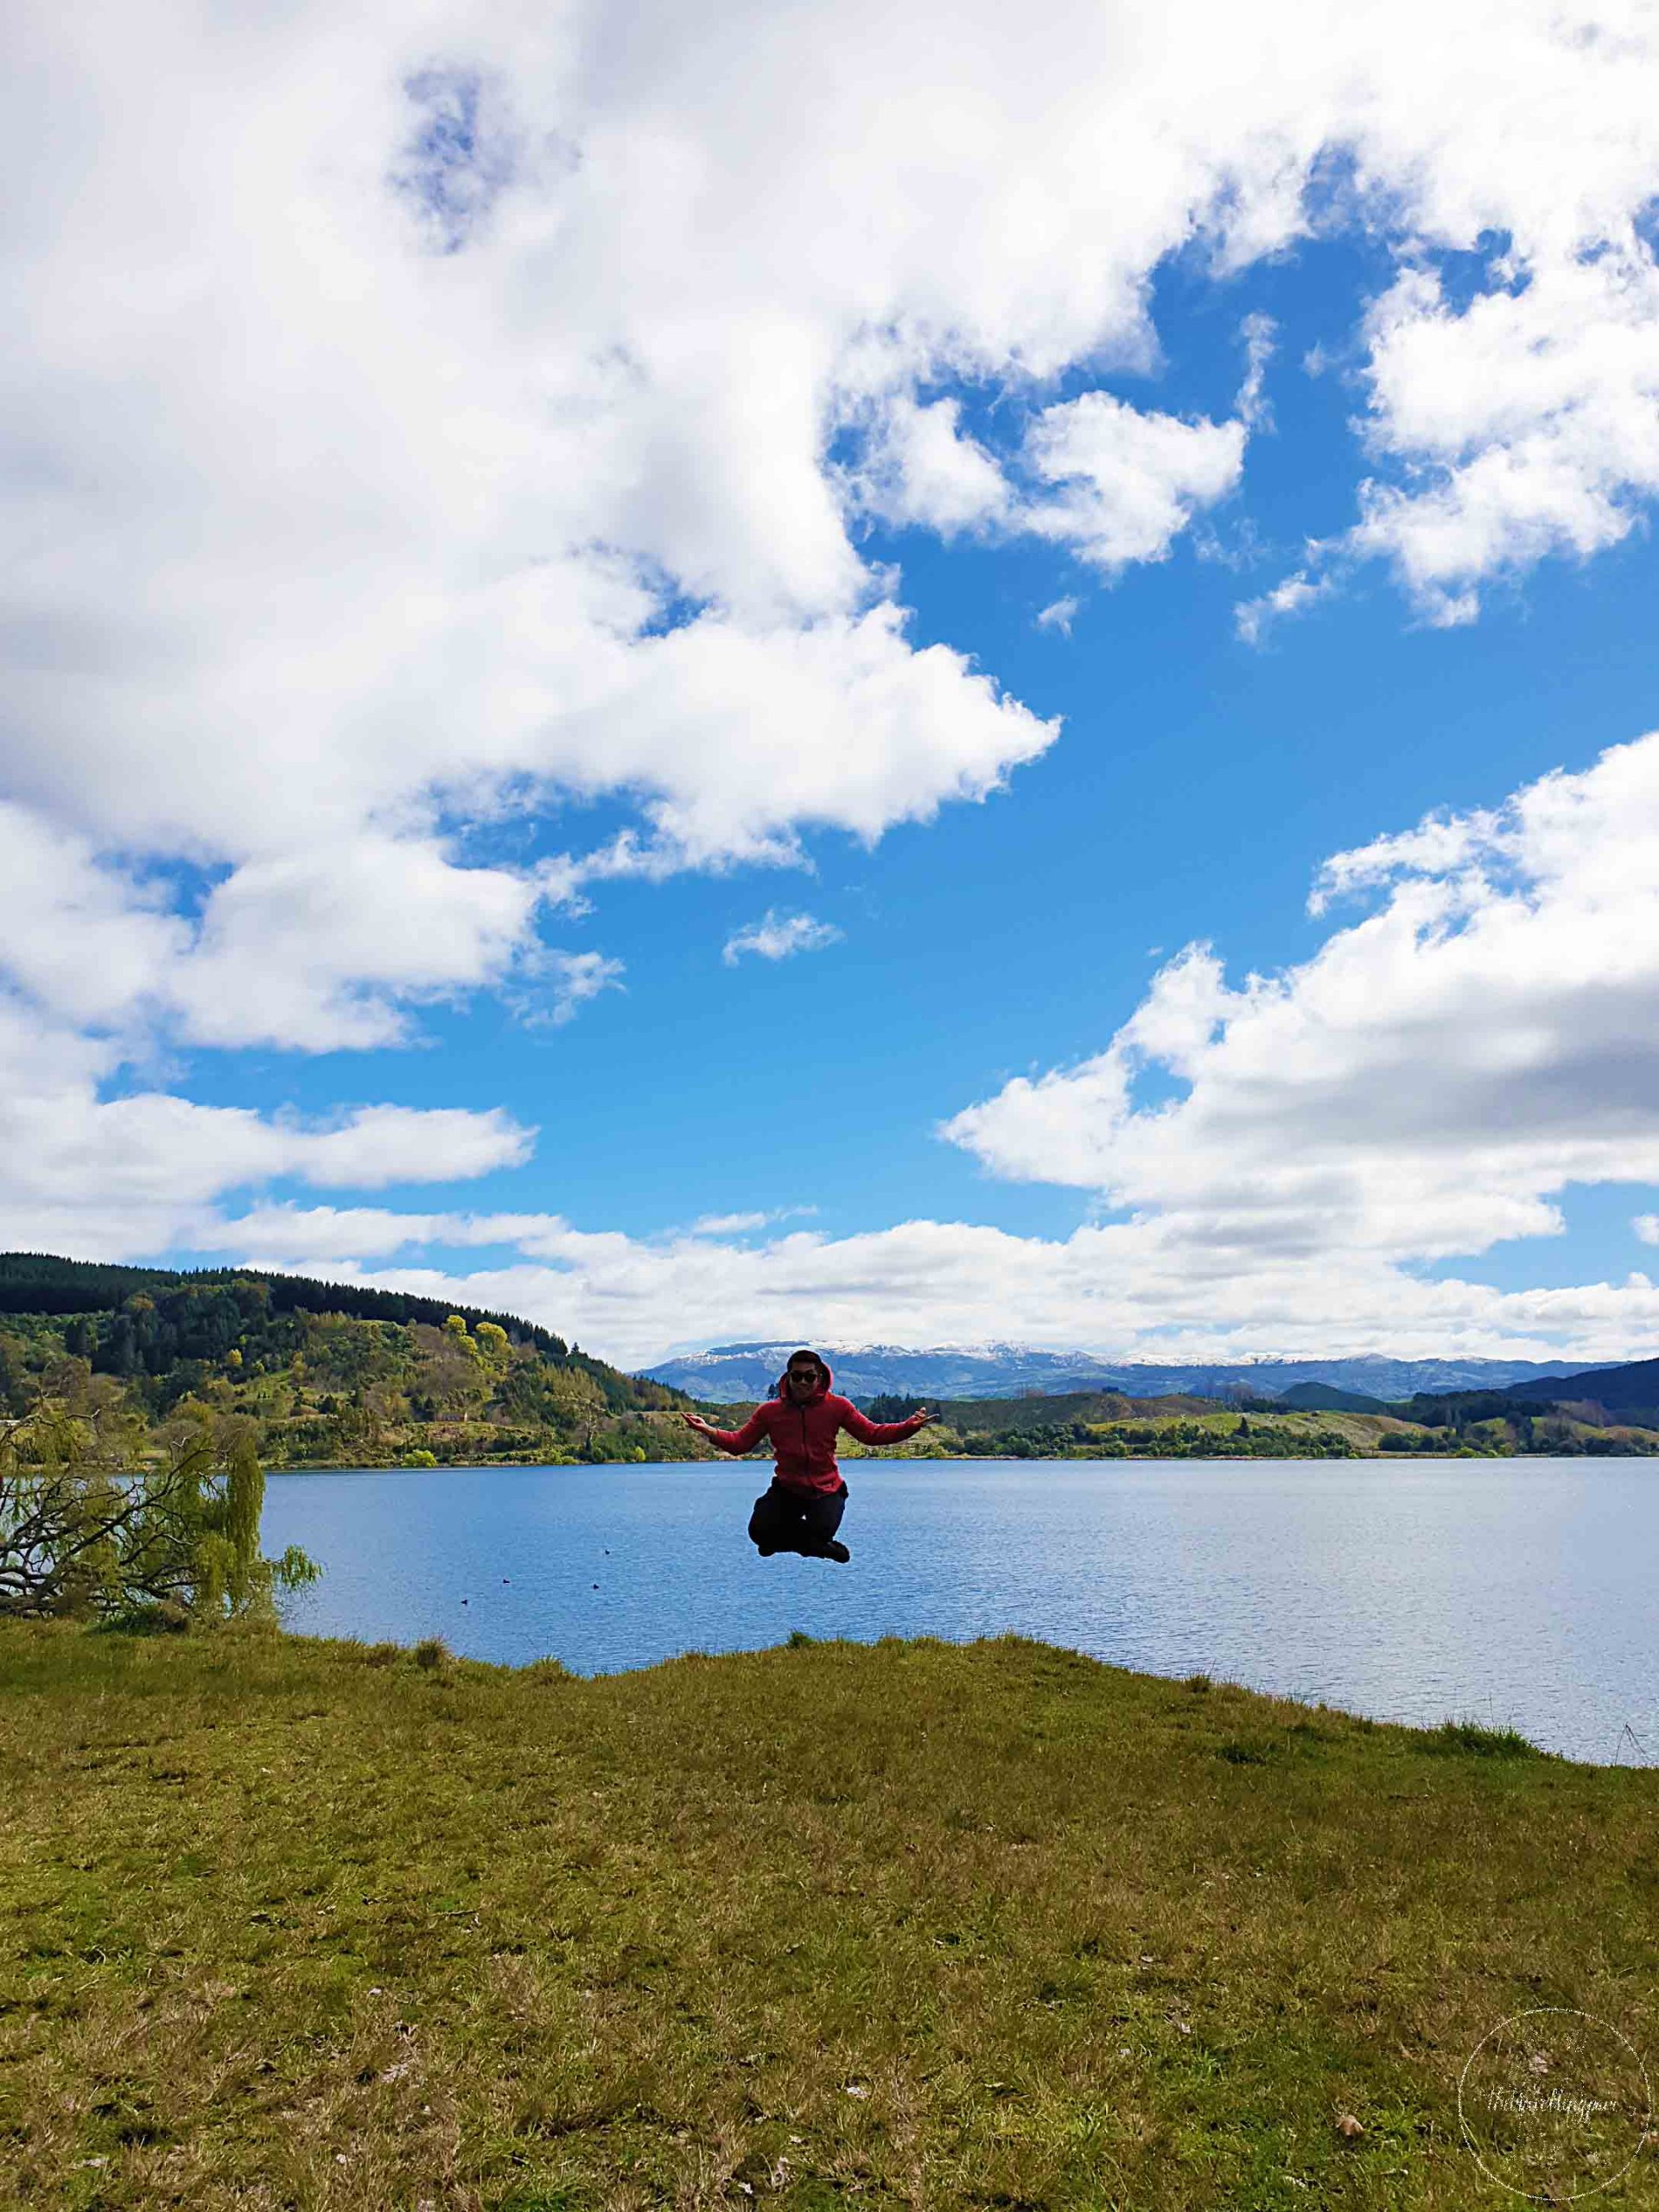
[702,1358,927,1495]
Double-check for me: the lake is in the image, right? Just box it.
[260,1457,1658,1766]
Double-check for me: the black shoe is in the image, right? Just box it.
[822,1539,850,1563]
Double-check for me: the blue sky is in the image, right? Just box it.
[6,2,1659,1367]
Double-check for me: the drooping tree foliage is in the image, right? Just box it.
[0,1399,316,1623]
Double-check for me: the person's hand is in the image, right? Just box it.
[682,1412,715,1439]
[909,1406,935,1427]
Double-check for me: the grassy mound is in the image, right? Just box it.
[2,1624,1654,2209]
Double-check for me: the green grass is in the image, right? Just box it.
[2,1624,1656,2209]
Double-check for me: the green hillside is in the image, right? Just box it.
[1405,1353,1659,1432]
[1276,1381,1393,1413]
[0,1253,694,1470]
[838,1386,1659,1459]
[860,1391,1363,1459]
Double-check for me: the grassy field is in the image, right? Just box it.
[2,1623,1655,2210]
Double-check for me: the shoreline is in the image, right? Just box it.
[264,1448,1656,1472]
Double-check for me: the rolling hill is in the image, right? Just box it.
[0,1251,690,1466]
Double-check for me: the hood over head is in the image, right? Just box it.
[775,1349,832,1399]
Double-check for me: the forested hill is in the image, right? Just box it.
[1402,1351,1659,1430]
[0,1251,693,1469]
[0,1251,571,1355]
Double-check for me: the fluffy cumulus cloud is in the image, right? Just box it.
[0,997,533,1259]
[935,730,1659,1325]
[7,2,1659,1040]
[173,838,550,1051]
[849,387,1249,569]
[8,0,1659,1318]
[42,729,1659,1367]
[0,804,192,1031]
[849,397,1012,536]
[166,1203,1659,1372]
[1022,395,1247,573]
[1347,249,1659,624]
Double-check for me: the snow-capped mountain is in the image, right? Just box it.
[640,1341,1580,1404]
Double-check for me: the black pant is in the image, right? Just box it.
[748,1477,847,1554]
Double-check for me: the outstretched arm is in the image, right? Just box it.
[683,1407,769,1454]
[837,1403,934,1446]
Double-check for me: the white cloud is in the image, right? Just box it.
[172,836,549,1051]
[722,910,844,964]
[851,380,1255,590]
[287,1107,534,1189]
[565,604,1057,874]
[0,997,533,1258]
[1348,250,1659,621]
[9,1,1656,963]
[1236,312,1276,430]
[0,803,190,1030]
[689,1206,817,1236]
[136,715,1659,1371]
[943,728,1659,1275]
[511,948,627,1028]
[169,1205,1659,1372]
[7,0,1659,1255]
[90,707,1659,1371]
[1036,596,1080,635]
[1234,569,1334,646]
[214,1205,454,1264]
[0,808,591,1052]
[851,396,1010,535]
[1306,801,1506,915]
[1023,393,1248,574]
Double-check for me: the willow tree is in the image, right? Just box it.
[0,1399,315,1623]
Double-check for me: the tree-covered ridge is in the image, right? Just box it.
[0,1255,694,1469]
[851,1386,1659,1459]
[1,1251,571,1357]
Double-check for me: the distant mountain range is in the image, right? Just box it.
[642,1341,1583,1404]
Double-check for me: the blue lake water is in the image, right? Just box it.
[261,1457,1659,1767]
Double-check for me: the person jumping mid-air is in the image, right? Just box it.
[682,1349,931,1562]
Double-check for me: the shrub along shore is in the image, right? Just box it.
[2,1620,1654,2209]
